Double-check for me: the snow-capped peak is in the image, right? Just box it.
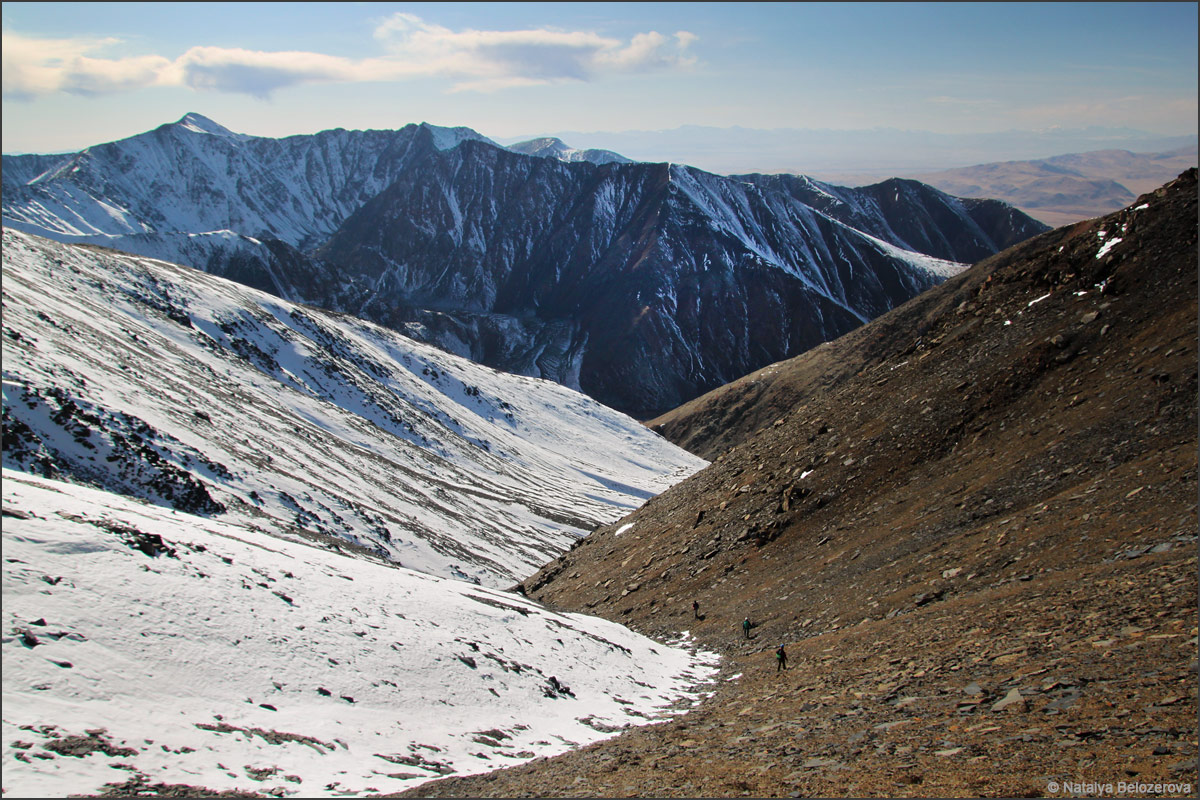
[418,122,497,151]
[507,137,632,166]
[516,137,573,156]
[174,112,245,140]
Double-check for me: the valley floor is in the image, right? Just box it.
[399,543,1196,798]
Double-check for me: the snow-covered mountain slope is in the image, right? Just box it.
[1,113,494,251]
[507,136,632,165]
[2,228,706,587]
[3,114,1049,417]
[2,469,720,798]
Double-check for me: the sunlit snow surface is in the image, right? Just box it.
[1096,236,1123,259]
[2,117,495,249]
[2,470,720,797]
[2,229,706,587]
[857,230,967,279]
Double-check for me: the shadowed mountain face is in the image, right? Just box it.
[731,173,1047,264]
[406,171,1197,797]
[317,143,1046,417]
[3,115,1048,418]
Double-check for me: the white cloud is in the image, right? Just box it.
[371,13,697,89]
[2,32,171,99]
[2,16,698,100]
[169,47,377,99]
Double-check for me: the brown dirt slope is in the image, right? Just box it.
[399,170,1197,797]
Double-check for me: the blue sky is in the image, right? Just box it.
[2,2,1196,155]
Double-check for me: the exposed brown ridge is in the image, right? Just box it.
[399,170,1197,797]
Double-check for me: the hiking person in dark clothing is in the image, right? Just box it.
[775,643,788,672]
[742,617,752,639]
[693,600,700,619]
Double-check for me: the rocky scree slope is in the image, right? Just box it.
[3,114,1047,418]
[401,172,1198,797]
[1,228,704,588]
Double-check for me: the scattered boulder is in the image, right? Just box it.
[991,688,1027,713]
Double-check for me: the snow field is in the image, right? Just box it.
[2,470,721,798]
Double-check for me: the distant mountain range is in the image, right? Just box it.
[810,145,1198,227]
[496,124,1197,176]
[2,114,1048,418]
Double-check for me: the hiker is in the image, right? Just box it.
[692,600,700,619]
[775,643,788,672]
[742,617,752,639]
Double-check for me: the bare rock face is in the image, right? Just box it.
[3,115,1048,418]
